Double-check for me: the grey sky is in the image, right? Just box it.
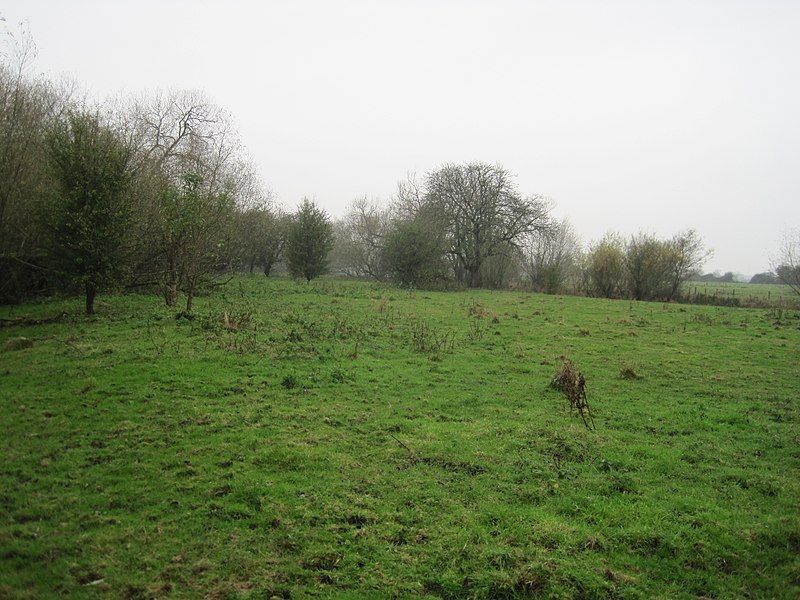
[5,0,799,274]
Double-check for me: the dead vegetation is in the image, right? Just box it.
[550,359,595,430]
[467,300,490,319]
[390,434,486,475]
[409,320,455,355]
[0,312,68,328]
[221,310,252,331]
[619,362,642,380]
[3,336,34,351]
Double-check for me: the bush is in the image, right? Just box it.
[281,374,299,389]
[382,219,447,288]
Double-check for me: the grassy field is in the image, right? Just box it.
[685,281,797,306]
[1,277,799,598]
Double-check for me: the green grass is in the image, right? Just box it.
[685,281,797,305]
[1,277,799,598]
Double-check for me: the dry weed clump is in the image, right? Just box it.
[550,359,595,430]
[3,336,34,351]
[619,363,642,380]
[468,301,490,319]
[409,320,455,355]
[222,310,252,331]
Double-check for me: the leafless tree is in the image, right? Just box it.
[425,162,549,287]
[773,229,800,295]
[332,197,392,280]
[664,229,711,300]
[0,22,75,257]
[523,218,582,294]
[123,90,252,306]
[625,232,673,300]
[392,171,426,220]
[125,90,225,176]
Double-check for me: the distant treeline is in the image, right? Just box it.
[328,190,711,304]
[690,271,793,286]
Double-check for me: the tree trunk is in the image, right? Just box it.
[164,279,178,307]
[263,261,272,277]
[249,257,255,274]
[467,266,481,288]
[185,291,193,313]
[85,283,96,315]
[164,255,178,306]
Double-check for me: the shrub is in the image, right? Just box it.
[382,219,447,288]
[281,374,299,389]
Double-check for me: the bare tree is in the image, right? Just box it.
[0,22,75,258]
[392,171,426,219]
[480,245,522,289]
[126,90,225,176]
[664,229,711,300]
[332,197,391,280]
[124,90,250,306]
[425,162,549,287]
[523,218,582,294]
[773,230,800,295]
[625,232,672,300]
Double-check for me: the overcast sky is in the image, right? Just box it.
[4,0,799,274]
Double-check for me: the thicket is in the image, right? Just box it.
[0,30,321,310]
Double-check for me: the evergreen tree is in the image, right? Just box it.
[45,112,132,314]
[286,198,333,281]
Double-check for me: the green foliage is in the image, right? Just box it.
[156,172,236,311]
[286,199,334,281]
[44,112,132,313]
[234,207,288,275]
[383,218,448,287]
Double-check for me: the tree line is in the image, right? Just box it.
[4,27,797,312]
[330,185,711,301]
[0,30,710,312]
[0,29,336,312]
